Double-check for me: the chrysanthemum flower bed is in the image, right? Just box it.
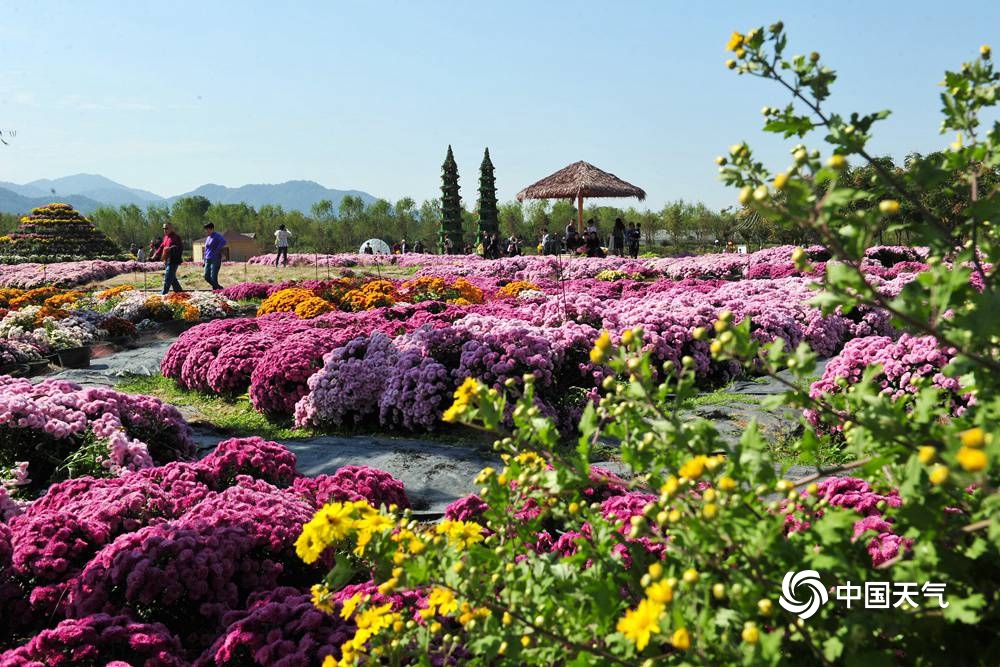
[0,285,239,354]
[0,433,412,664]
[0,377,196,498]
[160,249,949,433]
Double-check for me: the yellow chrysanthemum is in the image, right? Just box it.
[498,280,542,299]
[353,511,394,556]
[679,456,707,480]
[339,592,363,620]
[726,31,745,52]
[295,500,374,564]
[442,377,483,422]
[257,288,317,316]
[423,587,459,618]
[616,598,664,651]
[311,584,335,614]
[435,520,485,549]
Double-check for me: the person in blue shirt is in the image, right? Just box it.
[202,223,226,290]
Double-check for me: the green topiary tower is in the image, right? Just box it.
[439,145,464,254]
[0,202,126,263]
[476,147,499,244]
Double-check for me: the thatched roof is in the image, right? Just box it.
[516,161,646,202]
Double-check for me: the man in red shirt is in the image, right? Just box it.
[152,223,185,294]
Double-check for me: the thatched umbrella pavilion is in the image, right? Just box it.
[516,161,646,232]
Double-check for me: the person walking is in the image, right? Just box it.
[152,223,184,294]
[626,222,641,259]
[202,223,226,290]
[274,224,291,267]
[612,218,626,257]
[148,237,160,261]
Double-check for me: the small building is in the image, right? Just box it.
[192,231,262,262]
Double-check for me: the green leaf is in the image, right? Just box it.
[942,593,986,624]
[823,635,845,661]
[764,116,815,138]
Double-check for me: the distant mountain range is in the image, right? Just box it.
[0,174,378,215]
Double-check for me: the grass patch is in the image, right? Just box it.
[85,262,421,292]
[685,391,762,408]
[766,428,851,468]
[115,373,497,448]
[117,373,317,441]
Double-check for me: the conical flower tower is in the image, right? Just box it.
[439,146,464,254]
[476,147,499,244]
[0,202,125,262]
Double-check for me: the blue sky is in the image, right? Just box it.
[1,1,996,210]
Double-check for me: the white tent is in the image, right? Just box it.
[359,238,391,255]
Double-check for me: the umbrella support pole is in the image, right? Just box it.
[577,194,584,233]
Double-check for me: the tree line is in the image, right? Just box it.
[2,151,985,256]
[0,196,751,257]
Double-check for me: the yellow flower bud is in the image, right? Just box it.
[752,185,769,202]
[918,445,937,465]
[725,59,737,69]
[757,598,773,616]
[738,185,753,205]
[712,583,726,599]
[959,427,986,448]
[734,47,746,59]
[718,476,737,492]
[703,503,718,519]
[742,623,760,644]
[878,200,901,215]
[957,447,987,472]
[682,568,699,584]
[502,611,512,626]
[521,635,532,648]
[646,580,674,603]
[670,627,691,651]
[661,476,680,496]
[982,45,992,59]
[648,562,664,580]
[929,464,950,485]
[773,172,789,190]
[827,154,847,170]
[668,508,682,523]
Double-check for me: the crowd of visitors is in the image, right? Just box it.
[129,214,644,295]
[538,218,641,258]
